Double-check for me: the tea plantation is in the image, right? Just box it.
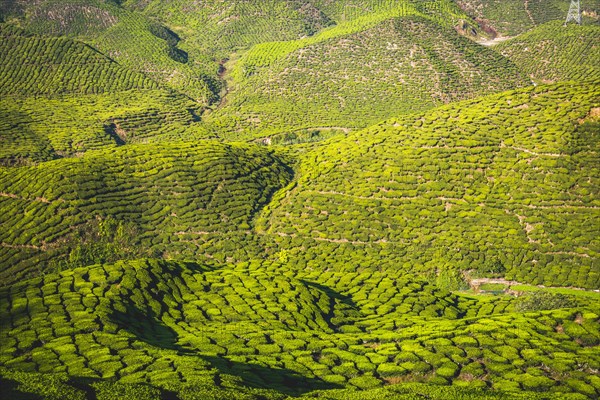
[1,259,599,399]
[496,21,600,84]
[260,81,600,290]
[207,16,527,140]
[0,0,599,399]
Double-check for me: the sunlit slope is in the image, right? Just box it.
[207,16,527,140]
[0,25,157,96]
[496,21,600,84]
[0,25,209,164]
[456,0,600,36]
[1,258,598,398]
[0,142,291,284]
[0,90,208,164]
[1,0,219,103]
[123,0,471,58]
[259,82,600,288]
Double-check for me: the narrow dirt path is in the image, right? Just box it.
[468,277,600,293]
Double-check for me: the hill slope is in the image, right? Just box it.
[1,258,599,398]
[0,141,291,284]
[207,16,527,140]
[495,21,600,84]
[259,81,600,289]
[456,0,600,36]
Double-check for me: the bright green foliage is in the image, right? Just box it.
[0,258,598,398]
[497,21,600,84]
[2,0,219,103]
[455,0,600,36]
[0,90,209,163]
[0,1,599,399]
[0,141,291,283]
[0,25,157,96]
[208,16,526,140]
[260,81,600,289]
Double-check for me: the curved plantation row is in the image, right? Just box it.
[4,0,219,104]
[0,89,208,163]
[0,25,157,96]
[209,16,526,140]
[496,21,600,84]
[0,259,598,399]
[226,0,471,78]
[0,141,291,284]
[455,0,599,36]
[259,81,600,289]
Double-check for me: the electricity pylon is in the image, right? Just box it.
[565,0,582,25]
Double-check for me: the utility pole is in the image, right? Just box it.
[565,0,582,25]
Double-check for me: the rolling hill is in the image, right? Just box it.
[495,21,600,84]
[207,15,527,140]
[455,0,600,36]
[0,0,599,399]
[258,81,600,289]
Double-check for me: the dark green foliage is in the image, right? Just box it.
[515,291,578,312]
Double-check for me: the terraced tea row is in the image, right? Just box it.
[496,21,600,84]
[0,142,291,284]
[259,81,600,289]
[1,259,598,398]
[2,0,220,103]
[209,16,527,140]
[0,89,208,163]
[0,25,157,96]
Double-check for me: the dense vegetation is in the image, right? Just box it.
[258,81,600,290]
[2,259,599,399]
[207,16,527,140]
[0,141,291,284]
[455,0,600,36]
[0,0,599,399]
[496,21,600,83]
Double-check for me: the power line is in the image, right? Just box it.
[565,0,582,25]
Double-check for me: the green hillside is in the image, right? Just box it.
[0,25,210,164]
[0,0,599,399]
[259,81,600,289]
[496,21,600,84]
[207,16,527,140]
[2,258,599,399]
[1,0,220,104]
[0,141,291,284]
[0,26,157,96]
[455,0,600,36]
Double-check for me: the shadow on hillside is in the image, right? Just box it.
[109,302,342,396]
[0,376,44,400]
[301,279,362,330]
